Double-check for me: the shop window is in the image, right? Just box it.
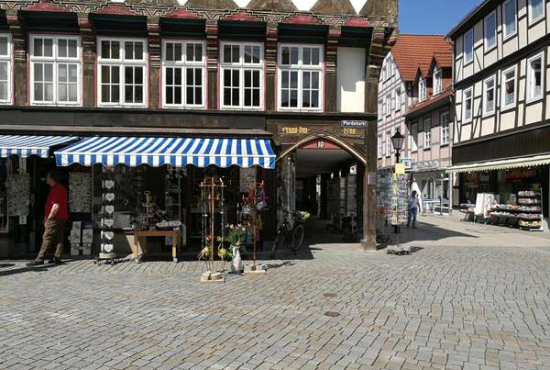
[30,35,80,106]
[0,34,11,104]
[98,38,147,108]
[418,77,426,102]
[527,53,543,102]
[483,76,496,116]
[278,44,323,112]
[463,29,474,64]
[410,124,418,152]
[395,87,402,111]
[162,40,206,109]
[385,130,392,156]
[220,42,263,110]
[433,67,442,95]
[528,0,544,24]
[424,118,431,148]
[502,66,517,109]
[504,0,517,39]
[463,87,473,122]
[440,111,450,145]
[484,11,497,51]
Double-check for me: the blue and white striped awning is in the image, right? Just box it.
[0,135,75,158]
[55,136,276,169]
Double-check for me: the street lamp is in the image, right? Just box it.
[391,128,405,235]
[391,128,405,163]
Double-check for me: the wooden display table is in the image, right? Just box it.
[131,229,182,263]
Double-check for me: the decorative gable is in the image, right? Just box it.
[310,0,356,15]
[246,0,298,12]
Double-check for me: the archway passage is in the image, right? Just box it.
[277,135,365,244]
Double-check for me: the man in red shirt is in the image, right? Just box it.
[27,170,68,266]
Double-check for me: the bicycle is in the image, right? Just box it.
[271,210,306,258]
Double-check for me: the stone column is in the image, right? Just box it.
[147,16,161,110]
[7,11,26,106]
[325,27,340,112]
[265,22,278,111]
[78,13,96,108]
[206,20,219,110]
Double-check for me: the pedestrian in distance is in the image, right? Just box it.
[407,190,420,229]
[27,170,68,266]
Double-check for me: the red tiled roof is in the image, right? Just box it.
[391,35,453,81]
[406,88,453,117]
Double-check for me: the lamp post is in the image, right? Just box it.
[391,129,405,234]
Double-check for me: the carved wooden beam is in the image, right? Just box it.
[325,26,340,112]
[265,21,278,111]
[78,13,96,108]
[147,16,161,109]
[206,19,218,109]
[6,10,26,106]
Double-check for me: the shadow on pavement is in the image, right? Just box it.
[384,219,479,246]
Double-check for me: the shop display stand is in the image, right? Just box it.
[386,173,409,255]
[518,189,544,232]
[96,167,117,265]
[199,176,226,283]
[244,181,267,275]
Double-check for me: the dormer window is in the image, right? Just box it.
[418,77,427,102]
[433,67,442,95]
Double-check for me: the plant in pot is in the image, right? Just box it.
[223,224,246,273]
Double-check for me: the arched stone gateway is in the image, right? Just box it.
[277,132,367,165]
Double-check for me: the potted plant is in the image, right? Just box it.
[224,224,246,273]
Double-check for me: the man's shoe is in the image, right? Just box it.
[50,257,64,265]
[26,259,44,267]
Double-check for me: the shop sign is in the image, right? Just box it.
[341,120,367,127]
[415,160,440,171]
[400,158,413,171]
[505,168,537,180]
[340,127,364,138]
[281,126,309,135]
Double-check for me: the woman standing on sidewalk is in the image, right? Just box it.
[407,191,420,229]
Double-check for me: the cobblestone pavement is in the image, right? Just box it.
[2,220,550,370]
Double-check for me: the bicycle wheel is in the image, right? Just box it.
[289,224,305,252]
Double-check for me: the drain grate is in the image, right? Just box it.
[324,311,340,317]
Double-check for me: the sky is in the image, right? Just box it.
[156,0,483,36]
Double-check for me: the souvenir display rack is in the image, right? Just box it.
[488,189,544,231]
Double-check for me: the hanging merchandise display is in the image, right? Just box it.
[386,173,408,226]
[69,172,92,213]
[198,175,226,282]
[98,167,116,264]
[244,181,267,274]
[7,172,30,218]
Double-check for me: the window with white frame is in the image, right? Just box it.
[433,67,442,95]
[378,98,383,119]
[504,0,517,38]
[162,40,206,109]
[484,11,497,50]
[0,34,11,104]
[463,87,473,122]
[221,42,263,110]
[423,118,431,148]
[377,134,382,158]
[410,124,418,152]
[395,87,401,111]
[418,77,427,102]
[464,29,474,64]
[502,66,517,109]
[381,133,386,156]
[391,93,396,112]
[30,35,80,105]
[382,97,387,116]
[483,75,496,116]
[527,53,543,102]
[528,0,545,24]
[386,93,392,115]
[440,111,450,146]
[98,38,147,107]
[385,131,392,156]
[278,44,323,111]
